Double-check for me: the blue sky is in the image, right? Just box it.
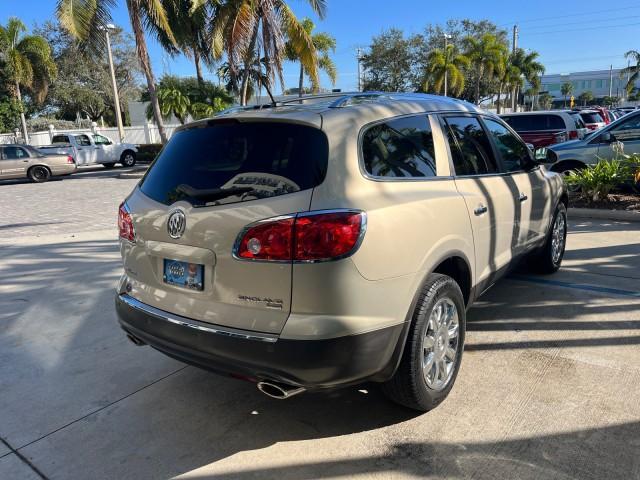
[2,0,640,92]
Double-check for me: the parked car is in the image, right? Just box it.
[36,132,137,168]
[0,144,76,182]
[546,109,640,176]
[576,109,607,131]
[115,93,567,412]
[499,111,578,151]
[567,111,590,139]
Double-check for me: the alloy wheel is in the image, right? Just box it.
[422,297,460,391]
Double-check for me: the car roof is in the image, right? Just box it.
[184,92,486,131]
[500,111,568,116]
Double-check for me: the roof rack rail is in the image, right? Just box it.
[327,92,389,108]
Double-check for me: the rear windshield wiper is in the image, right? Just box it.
[176,184,254,202]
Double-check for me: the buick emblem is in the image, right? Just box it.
[167,210,186,239]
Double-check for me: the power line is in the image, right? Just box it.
[525,13,640,31]
[498,4,640,26]
[523,21,640,36]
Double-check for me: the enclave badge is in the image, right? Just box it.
[167,210,186,239]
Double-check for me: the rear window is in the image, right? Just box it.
[501,114,564,131]
[140,121,329,207]
[52,135,69,144]
[580,112,604,124]
[570,113,586,129]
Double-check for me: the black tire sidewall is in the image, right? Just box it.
[29,166,50,183]
[385,274,466,411]
[541,203,567,272]
[120,151,136,167]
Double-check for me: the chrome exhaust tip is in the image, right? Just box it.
[126,333,146,346]
[257,381,306,399]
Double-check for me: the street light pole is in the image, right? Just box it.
[104,24,125,142]
[443,34,451,96]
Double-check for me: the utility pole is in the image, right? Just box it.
[609,64,613,98]
[511,25,518,111]
[104,24,125,142]
[443,33,452,96]
[356,48,363,92]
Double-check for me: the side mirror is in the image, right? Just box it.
[600,132,613,143]
[525,143,535,151]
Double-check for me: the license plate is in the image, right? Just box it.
[163,259,204,291]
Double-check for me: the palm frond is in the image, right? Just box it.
[278,3,318,90]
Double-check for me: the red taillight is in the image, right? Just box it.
[67,155,75,164]
[569,130,578,139]
[235,211,365,262]
[118,202,136,242]
[237,217,294,261]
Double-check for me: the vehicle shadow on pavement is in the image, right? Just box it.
[178,420,639,479]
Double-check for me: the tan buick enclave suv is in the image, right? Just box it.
[115,93,567,411]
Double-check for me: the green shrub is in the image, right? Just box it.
[565,159,631,203]
[136,143,163,163]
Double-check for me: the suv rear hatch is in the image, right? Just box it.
[121,117,328,334]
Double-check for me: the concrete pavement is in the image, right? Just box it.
[1,174,639,479]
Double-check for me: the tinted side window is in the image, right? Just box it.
[4,146,29,159]
[362,115,436,178]
[483,119,532,173]
[612,115,640,141]
[502,116,531,131]
[52,135,69,144]
[444,116,498,176]
[75,135,92,146]
[548,115,565,129]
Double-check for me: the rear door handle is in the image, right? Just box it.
[519,192,528,202]
[474,204,488,216]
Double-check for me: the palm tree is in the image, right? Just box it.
[495,53,520,114]
[463,33,506,105]
[158,86,190,124]
[57,0,176,143]
[152,0,213,89]
[210,0,327,105]
[621,50,640,96]
[561,81,573,108]
[579,90,594,107]
[424,44,469,97]
[285,18,336,97]
[510,48,544,110]
[0,18,56,143]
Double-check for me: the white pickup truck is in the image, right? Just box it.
[36,132,138,168]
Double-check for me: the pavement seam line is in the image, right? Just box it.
[0,436,49,480]
[15,365,188,452]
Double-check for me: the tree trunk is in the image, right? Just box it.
[298,63,304,97]
[497,82,503,114]
[194,48,205,90]
[128,3,167,143]
[15,81,29,144]
[240,21,261,106]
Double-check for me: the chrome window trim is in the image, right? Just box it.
[119,294,278,343]
[231,209,367,264]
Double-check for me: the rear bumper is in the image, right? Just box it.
[115,293,404,389]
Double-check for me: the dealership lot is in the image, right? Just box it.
[1,173,639,479]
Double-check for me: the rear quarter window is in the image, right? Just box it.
[361,115,437,178]
[140,121,329,207]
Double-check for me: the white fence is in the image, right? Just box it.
[0,123,182,146]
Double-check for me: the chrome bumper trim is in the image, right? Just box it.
[118,294,279,343]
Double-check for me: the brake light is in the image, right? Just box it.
[66,155,75,164]
[118,202,136,242]
[237,217,294,261]
[235,211,365,262]
[569,130,578,140]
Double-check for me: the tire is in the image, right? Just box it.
[102,163,117,169]
[120,150,136,167]
[382,273,466,412]
[28,165,51,183]
[553,163,584,193]
[530,203,567,274]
